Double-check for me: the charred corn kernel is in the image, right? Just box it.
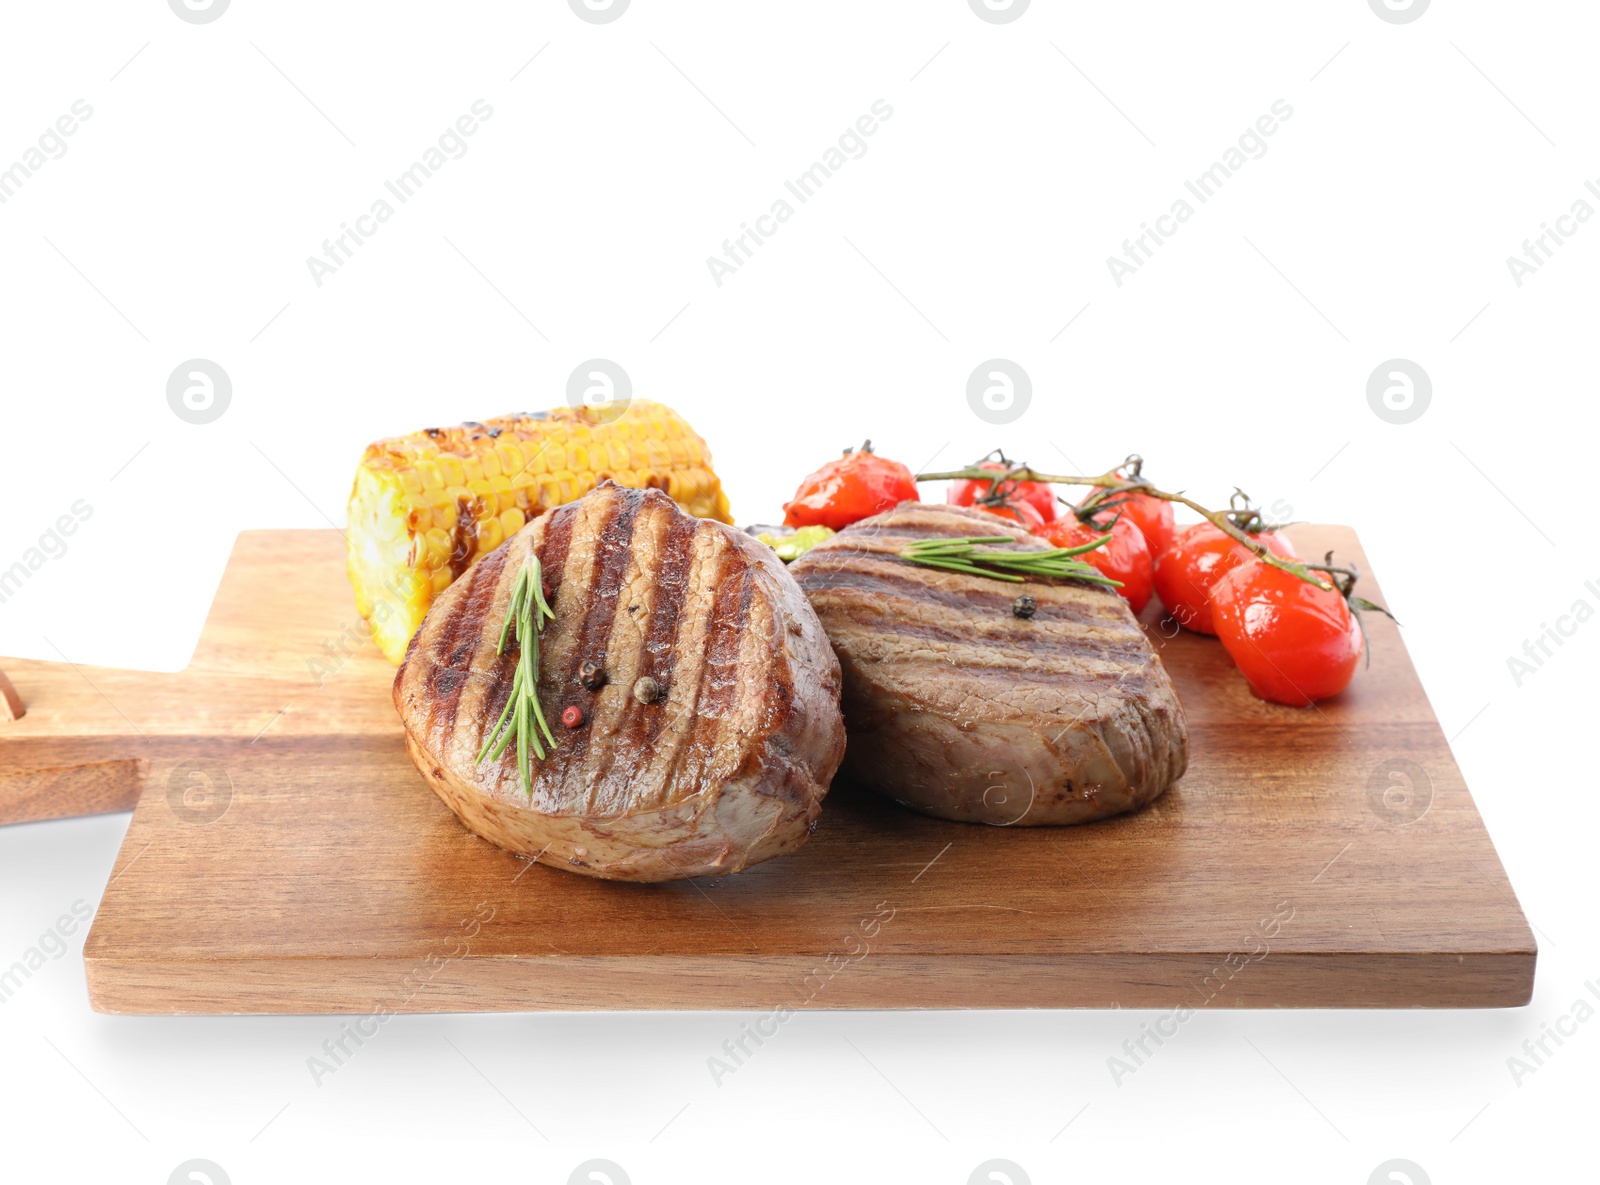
[346,401,733,664]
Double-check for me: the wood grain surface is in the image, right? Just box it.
[0,531,399,824]
[78,527,1535,1012]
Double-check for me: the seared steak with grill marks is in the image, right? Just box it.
[395,482,846,882]
[790,503,1187,825]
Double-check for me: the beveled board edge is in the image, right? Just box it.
[0,756,146,825]
[85,951,1535,1015]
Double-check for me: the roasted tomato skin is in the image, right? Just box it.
[977,498,1049,533]
[782,449,920,530]
[1114,491,1175,558]
[949,462,1059,525]
[1082,486,1175,559]
[1154,523,1295,635]
[1045,514,1154,614]
[1211,561,1362,706]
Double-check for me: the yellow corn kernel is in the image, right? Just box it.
[346,400,732,664]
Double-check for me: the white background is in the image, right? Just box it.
[1,0,1596,1181]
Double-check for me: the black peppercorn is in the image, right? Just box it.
[1012,594,1037,619]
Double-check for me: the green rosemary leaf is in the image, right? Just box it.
[476,551,556,794]
[909,557,1026,581]
[898,536,1123,587]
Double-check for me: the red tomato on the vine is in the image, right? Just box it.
[1211,561,1362,706]
[1154,523,1295,635]
[1080,482,1175,559]
[977,498,1049,533]
[783,444,919,531]
[1045,514,1154,614]
[948,461,1059,526]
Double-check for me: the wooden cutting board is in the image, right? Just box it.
[0,532,400,825]
[77,527,1535,1012]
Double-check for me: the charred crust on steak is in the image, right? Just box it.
[789,501,1188,828]
[394,482,847,881]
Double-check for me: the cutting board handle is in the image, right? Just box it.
[0,668,23,721]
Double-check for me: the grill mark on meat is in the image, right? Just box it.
[629,528,726,810]
[544,485,644,790]
[826,614,1153,669]
[789,501,1187,826]
[637,508,701,712]
[472,610,519,772]
[844,506,1037,544]
[538,502,577,603]
[509,494,607,806]
[461,502,579,799]
[801,562,1123,629]
[430,543,508,669]
[740,597,800,803]
[807,571,1126,626]
[574,498,677,815]
[607,505,702,790]
[486,505,575,735]
[677,545,757,792]
[427,543,510,741]
[392,480,848,876]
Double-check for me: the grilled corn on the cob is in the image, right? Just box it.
[348,401,732,664]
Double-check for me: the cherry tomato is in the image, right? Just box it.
[1154,523,1295,635]
[948,462,1059,526]
[976,498,1049,533]
[783,444,919,531]
[1080,482,1175,558]
[1212,561,1362,706]
[1044,514,1153,614]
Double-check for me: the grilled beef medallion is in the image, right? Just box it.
[395,483,846,882]
[790,503,1188,826]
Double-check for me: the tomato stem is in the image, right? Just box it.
[917,455,1339,592]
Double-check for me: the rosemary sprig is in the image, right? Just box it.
[899,535,1122,587]
[918,454,1341,593]
[476,552,557,793]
